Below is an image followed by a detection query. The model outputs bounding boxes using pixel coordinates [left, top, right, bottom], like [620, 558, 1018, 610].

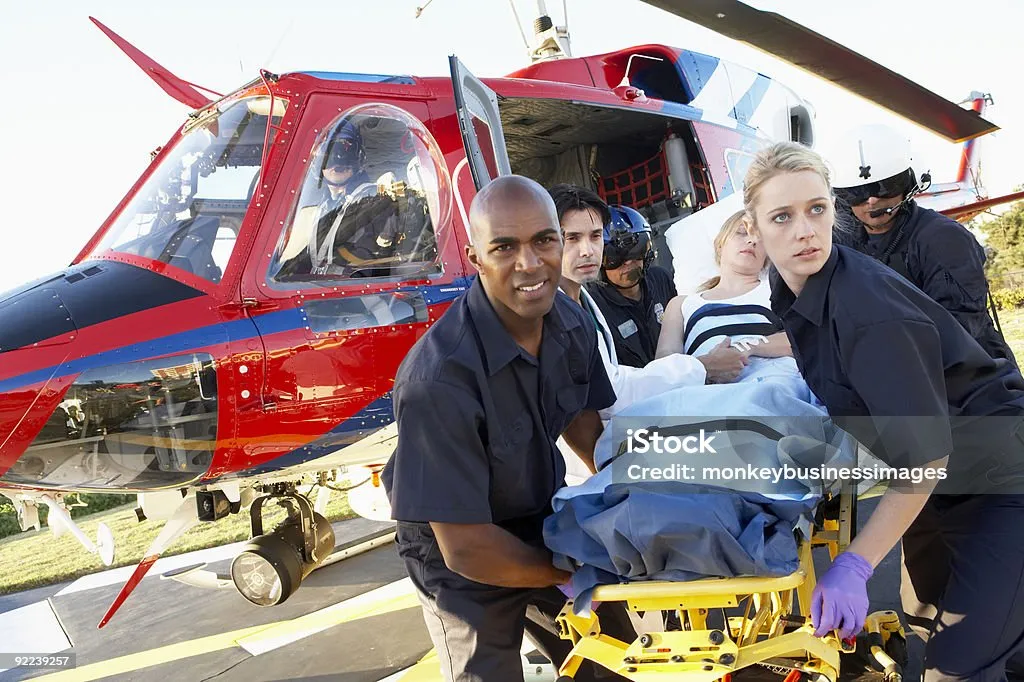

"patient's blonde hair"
[697, 210, 749, 292]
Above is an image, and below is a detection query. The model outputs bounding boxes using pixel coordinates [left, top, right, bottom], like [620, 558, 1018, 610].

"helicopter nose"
[0, 346, 76, 477]
[0, 284, 77, 354]
[0, 277, 80, 474]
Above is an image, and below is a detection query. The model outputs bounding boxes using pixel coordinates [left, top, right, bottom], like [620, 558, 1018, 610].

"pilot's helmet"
[603, 205, 654, 271]
[827, 123, 919, 206]
[320, 119, 365, 173]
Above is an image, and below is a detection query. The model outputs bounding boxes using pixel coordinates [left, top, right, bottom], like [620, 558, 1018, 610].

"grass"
[0, 491, 354, 595]
[997, 306, 1024, 361]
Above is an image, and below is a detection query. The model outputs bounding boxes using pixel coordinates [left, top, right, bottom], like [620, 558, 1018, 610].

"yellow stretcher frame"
[554, 487, 907, 682]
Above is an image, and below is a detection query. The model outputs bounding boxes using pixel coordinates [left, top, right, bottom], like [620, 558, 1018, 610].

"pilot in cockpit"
[274, 118, 435, 280]
[305, 121, 379, 274]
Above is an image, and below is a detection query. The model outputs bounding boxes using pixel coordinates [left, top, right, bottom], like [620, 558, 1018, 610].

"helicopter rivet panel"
[676, 49, 722, 102]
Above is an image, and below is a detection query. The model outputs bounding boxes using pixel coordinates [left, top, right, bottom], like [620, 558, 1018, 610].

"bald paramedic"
[382, 175, 631, 681]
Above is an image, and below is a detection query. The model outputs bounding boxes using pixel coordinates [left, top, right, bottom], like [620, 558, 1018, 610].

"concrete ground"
[0, 504, 921, 682]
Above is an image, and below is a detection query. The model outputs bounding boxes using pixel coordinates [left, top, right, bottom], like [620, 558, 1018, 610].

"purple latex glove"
[557, 582, 574, 599]
[811, 552, 873, 640]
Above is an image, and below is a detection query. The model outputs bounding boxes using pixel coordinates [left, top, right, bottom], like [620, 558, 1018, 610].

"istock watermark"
[600, 415, 1024, 495]
[625, 428, 718, 454]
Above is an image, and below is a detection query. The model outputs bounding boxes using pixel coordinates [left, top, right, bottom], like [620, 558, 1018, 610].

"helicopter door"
[449, 56, 511, 189]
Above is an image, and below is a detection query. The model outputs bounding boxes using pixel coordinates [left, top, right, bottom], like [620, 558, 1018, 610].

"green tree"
[977, 197, 1024, 288]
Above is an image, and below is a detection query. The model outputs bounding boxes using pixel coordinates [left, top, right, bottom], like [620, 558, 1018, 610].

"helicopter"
[0, 0, 1015, 630]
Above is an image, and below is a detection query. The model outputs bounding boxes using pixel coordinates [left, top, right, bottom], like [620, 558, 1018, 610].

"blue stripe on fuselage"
[675, 50, 721, 101]
[226, 393, 397, 478]
[730, 75, 773, 126]
[0, 281, 469, 393]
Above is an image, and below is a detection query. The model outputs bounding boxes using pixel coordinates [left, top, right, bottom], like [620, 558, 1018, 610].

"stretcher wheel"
[884, 632, 909, 667]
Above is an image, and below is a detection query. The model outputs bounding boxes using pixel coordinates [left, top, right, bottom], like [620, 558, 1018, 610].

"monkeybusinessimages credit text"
[620, 427, 948, 486]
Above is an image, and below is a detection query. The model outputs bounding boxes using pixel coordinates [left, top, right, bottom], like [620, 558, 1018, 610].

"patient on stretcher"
[655, 209, 817, 404]
[544, 381, 867, 611]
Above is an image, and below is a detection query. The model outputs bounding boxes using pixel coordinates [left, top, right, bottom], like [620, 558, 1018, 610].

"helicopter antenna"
[414, 0, 435, 18]
[507, 1, 531, 51]
[562, 0, 569, 44]
[263, 17, 296, 69]
[529, 0, 570, 62]
[414, 0, 531, 52]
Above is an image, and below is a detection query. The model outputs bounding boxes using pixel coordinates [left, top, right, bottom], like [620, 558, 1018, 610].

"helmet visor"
[603, 232, 651, 270]
[834, 170, 913, 206]
[324, 139, 359, 169]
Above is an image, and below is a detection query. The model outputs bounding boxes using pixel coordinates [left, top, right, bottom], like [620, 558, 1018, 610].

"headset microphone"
[866, 170, 931, 218]
[867, 191, 919, 218]
[869, 203, 902, 218]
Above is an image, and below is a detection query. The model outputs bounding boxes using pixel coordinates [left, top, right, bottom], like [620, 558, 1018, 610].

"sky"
[1, 0, 1022, 294]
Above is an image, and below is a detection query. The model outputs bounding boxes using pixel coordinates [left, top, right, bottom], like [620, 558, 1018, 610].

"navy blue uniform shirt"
[586, 265, 677, 369]
[770, 245, 1024, 483]
[382, 276, 615, 546]
[839, 201, 1015, 364]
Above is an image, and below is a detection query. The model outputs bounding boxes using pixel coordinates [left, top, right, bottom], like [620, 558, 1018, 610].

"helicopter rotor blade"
[639, 0, 998, 143]
[940, 190, 1024, 222]
[89, 17, 214, 110]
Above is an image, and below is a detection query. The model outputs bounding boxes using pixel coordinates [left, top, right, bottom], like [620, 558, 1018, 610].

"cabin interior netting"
[497, 97, 712, 278]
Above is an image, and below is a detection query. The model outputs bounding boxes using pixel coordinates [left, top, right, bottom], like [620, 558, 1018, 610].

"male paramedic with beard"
[382, 176, 631, 682]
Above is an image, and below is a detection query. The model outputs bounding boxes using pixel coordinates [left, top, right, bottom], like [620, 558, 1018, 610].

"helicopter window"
[270, 104, 451, 285]
[86, 96, 287, 285]
[470, 116, 501, 182]
[725, 149, 758, 193]
[4, 353, 218, 490]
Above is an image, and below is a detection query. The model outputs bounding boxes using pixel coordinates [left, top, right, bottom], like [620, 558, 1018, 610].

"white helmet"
[827, 123, 913, 190]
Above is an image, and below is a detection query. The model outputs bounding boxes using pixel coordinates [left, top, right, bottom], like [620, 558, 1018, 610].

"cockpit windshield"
[86, 95, 288, 284]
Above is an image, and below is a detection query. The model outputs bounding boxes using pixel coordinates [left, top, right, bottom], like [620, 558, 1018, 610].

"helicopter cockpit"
[85, 95, 287, 284]
[270, 104, 447, 283]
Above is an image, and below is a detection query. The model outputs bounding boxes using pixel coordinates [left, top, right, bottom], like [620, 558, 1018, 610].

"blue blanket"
[545, 381, 861, 612]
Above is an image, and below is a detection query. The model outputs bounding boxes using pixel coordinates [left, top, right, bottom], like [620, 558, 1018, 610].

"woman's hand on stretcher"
[813, 455, 947, 640]
[811, 551, 872, 640]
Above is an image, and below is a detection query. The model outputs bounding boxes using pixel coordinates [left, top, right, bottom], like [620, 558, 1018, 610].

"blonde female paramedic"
[744, 141, 1024, 681]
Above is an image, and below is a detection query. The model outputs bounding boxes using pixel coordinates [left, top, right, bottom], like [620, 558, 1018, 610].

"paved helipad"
[0, 502, 920, 681]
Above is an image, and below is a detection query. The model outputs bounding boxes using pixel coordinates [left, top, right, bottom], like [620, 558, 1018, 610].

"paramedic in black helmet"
[586, 206, 678, 369]
[829, 123, 1015, 365]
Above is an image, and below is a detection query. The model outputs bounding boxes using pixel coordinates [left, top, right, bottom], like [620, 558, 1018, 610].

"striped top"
[680, 279, 804, 385]
[680, 280, 783, 357]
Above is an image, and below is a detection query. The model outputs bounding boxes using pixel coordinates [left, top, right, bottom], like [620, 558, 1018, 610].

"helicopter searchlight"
[230, 489, 335, 607]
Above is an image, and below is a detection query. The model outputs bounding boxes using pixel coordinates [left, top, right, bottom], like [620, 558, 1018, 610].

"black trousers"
[398, 522, 635, 682]
[901, 494, 1024, 681]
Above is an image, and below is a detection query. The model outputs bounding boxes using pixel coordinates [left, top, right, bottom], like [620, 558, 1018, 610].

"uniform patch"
[618, 319, 639, 338]
[655, 302, 666, 324]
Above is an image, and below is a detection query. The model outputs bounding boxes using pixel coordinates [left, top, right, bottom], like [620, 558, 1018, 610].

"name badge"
[654, 302, 665, 324]
[618, 319, 639, 338]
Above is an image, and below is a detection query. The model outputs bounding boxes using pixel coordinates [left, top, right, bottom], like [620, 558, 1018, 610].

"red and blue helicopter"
[1, 0, 1017, 628]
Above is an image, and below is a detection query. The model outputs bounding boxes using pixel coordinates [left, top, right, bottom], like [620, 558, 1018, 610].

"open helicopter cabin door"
[450, 56, 511, 189]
